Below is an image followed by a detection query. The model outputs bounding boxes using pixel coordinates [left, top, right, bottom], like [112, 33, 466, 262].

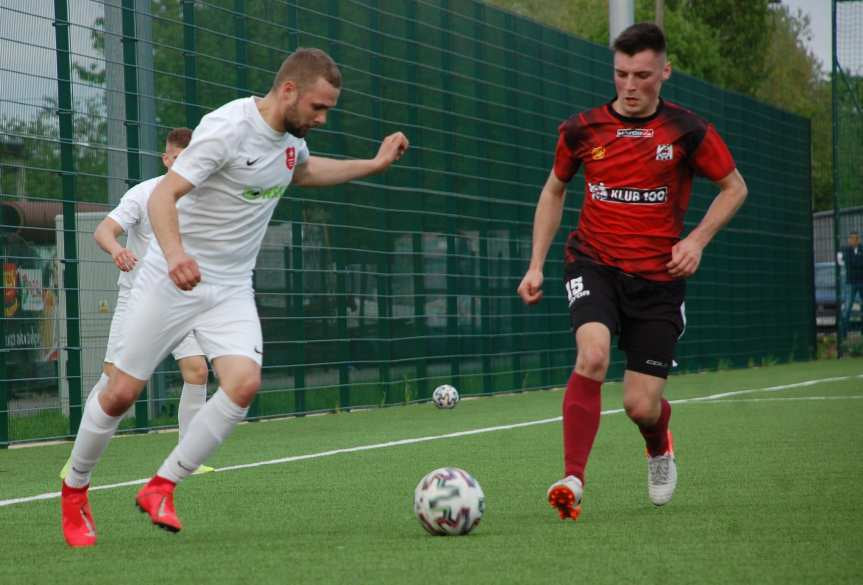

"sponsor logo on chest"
[589, 182, 668, 205]
[616, 128, 654, 138]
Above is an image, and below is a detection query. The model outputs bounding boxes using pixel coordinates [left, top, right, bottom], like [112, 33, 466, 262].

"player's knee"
[575, 346, 609, 379]
[623, 395, 657, 424]
[101, 381, 140, 416]
[182, 359, 208, 385]
[231, 373, 261, 405]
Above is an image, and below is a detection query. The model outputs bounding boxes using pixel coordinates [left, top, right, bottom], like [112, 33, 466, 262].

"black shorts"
[563, 259, 686, 378]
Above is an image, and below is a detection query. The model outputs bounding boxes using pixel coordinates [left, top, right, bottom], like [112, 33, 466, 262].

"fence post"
[291, 203, 306, 414]
[831, 0, 844, 356]
[120, 0, 149, 431]
[54, 0, 83, 435]
[0, 238, 8, 447]
[182, 0, 201, 128]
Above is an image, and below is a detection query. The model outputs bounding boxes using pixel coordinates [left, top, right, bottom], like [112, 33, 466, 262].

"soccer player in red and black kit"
[517, 23, 748, 520]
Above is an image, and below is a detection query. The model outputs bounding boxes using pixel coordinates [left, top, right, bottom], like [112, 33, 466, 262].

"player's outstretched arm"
[668, 168, 748, 279]
[93, 217, 137, 272]
[148, 170, 201, 290]
[292, 132, 409, 187]
[517, 170, 568, 305]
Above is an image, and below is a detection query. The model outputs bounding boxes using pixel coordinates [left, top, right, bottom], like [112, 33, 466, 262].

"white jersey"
[107, 175, 162, 289]
[151, 96, 310, 285]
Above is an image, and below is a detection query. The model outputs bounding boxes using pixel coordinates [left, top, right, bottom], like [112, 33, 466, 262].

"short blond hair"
[166, 127, 192, 148]
[272, 48, 342, 91]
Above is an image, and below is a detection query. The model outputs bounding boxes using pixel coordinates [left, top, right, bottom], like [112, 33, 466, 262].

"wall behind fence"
[0, 0, 814, 444]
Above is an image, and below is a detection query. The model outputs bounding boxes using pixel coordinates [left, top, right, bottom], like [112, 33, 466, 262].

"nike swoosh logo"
[157, 497, 167, 518]
[246, 157, 260, 166]
[177, 460, 196, 473]
[81, 508, 96, 537]
[253, 347, 263, 354]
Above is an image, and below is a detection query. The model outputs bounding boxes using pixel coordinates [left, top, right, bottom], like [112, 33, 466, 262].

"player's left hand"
[373, 132, 409, 171]
[667, 237, 703, 278]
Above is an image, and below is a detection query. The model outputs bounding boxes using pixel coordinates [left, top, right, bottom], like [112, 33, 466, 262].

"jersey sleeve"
[689, 124, 736, 182]
[296, 140, 310, 166]
[553, 119, 582, 183]
[171, 114, 232, 187]
[107, 186, 144, 232]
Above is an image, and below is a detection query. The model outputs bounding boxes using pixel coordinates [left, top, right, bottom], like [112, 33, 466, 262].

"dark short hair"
[166, 127, 192, 148]
[613, 22, 667, 56]
[272, 47, 342, 91]
[851, 230, 860, 237]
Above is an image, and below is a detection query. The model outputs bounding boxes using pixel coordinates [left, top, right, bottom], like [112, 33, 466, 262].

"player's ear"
[278, 80, 300, 104]
[662, 60, 672, 81]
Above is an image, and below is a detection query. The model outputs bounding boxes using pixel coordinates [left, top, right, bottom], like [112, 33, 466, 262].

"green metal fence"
[832, 0, 863, 352]
[0, 0, 814, 445]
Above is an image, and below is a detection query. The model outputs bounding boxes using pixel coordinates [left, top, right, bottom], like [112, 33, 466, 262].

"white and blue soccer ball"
[432, 384, 459, 409]
[413, 467, 485, 536]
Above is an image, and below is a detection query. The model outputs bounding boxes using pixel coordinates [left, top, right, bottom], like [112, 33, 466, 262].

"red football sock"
[562, 371, 602, 483]
[639, 398, 671, 457]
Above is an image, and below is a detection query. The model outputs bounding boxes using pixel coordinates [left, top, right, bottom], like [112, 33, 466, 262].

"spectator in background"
[838, 230, 863, 332]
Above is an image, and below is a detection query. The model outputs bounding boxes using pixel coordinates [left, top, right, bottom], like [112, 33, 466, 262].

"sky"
[778, 0, 832, 72]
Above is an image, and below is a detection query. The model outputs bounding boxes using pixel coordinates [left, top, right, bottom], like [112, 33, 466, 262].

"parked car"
[815, 261, 861, 330]
[815, 262, 838, 328]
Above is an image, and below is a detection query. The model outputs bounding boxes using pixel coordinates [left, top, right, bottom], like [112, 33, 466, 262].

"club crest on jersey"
[656, 144, 674, 160]
[616, 128, 654, 138]
[591, 146, 606, 160]
[285, 147, 296, 170]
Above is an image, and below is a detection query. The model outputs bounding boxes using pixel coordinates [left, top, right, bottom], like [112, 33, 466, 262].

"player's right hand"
[517, 269, 544, 305]
[167, 252, 201, 291]
[373, 132, 409, 171]
[112, 248, 138, 272]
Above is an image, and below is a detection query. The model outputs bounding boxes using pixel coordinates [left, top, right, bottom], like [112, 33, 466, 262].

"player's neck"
[610, 97, 662, 121]
[255, 94, 287, 134]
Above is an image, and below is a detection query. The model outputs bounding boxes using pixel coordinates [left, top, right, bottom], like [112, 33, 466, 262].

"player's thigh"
[113, 263, 204, 380]
[564, 260, 620, 337]
[171, 330, 205, 362]
[193, 285, 262, 367]
[103, 287, 132, 364]
[619, 280, 686, 379]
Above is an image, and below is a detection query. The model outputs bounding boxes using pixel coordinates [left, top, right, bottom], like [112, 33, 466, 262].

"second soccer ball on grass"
[432, 384, 459, 409]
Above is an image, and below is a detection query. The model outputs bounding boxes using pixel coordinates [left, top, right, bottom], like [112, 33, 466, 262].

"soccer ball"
[414, 467, 485, 536]
[432, 384, 459, 409]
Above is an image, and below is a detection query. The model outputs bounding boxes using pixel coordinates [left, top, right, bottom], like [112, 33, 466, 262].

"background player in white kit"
[60, 48, 410, 547]
[59, 128, 213, 480]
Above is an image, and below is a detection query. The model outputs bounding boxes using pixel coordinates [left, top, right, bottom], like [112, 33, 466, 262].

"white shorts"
[104, 287, 205, 364]
[113, 259, 262, 381]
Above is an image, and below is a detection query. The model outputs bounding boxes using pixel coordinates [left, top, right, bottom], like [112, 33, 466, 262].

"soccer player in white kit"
[60, 48, 409, 547]
[58, 128, 213, 480]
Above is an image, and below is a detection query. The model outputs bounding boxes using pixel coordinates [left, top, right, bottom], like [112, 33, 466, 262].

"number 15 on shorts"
[566, 276, 591, 306]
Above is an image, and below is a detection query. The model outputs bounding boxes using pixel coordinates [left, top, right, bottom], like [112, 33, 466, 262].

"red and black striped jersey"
[553, 98, 736, 281]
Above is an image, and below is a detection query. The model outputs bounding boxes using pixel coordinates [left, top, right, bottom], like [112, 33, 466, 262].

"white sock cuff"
[183, 382, 207, 392]
[87, 394, 123, 429]
[211, 388, 248, 421]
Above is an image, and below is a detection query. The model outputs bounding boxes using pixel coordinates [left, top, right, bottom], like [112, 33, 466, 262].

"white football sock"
[85, 373, 109, 408]
[64, 391, 123, 488]
[177, 383, 207, 441]
[157, 388, 247, 484]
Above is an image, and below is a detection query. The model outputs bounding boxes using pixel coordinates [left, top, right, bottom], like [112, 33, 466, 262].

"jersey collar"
[606, 97, 665, 125]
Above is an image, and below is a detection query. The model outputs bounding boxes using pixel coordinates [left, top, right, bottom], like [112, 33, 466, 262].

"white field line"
[1, 373, 861, 509]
